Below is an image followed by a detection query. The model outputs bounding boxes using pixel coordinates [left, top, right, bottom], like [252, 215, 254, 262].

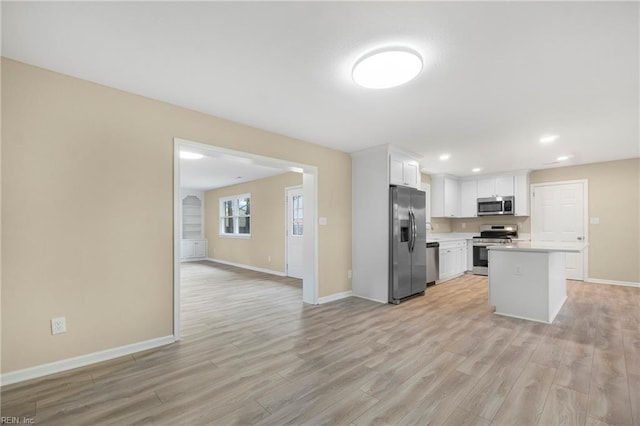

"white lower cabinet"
[438, 240, 467, 282]
[181, 239, 208, 260]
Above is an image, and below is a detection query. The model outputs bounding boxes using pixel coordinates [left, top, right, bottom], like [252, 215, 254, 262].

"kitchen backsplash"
[430, 218, 452, 233]
[449, 216, 531, 233]
[429, 216, 531, 234]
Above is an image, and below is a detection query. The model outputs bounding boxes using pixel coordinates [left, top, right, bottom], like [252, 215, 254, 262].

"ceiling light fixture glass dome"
[352, 48, 423, 89]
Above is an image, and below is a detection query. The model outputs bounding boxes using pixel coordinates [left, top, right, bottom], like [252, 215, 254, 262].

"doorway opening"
[173, 138, 318, 340]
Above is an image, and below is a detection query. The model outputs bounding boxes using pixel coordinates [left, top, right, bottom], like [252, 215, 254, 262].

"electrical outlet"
[461, 222, 466, 229]
[267, 255, 271, 263]
[347, 270, 352, 279]
[51, 317, 66, 335]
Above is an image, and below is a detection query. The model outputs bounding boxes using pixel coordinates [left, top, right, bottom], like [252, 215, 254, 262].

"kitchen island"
[487, 241, 588, 324]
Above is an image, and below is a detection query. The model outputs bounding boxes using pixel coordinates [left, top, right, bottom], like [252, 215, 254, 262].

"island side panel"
[548, 251, 568, 322]
[488, 250, 550, 323]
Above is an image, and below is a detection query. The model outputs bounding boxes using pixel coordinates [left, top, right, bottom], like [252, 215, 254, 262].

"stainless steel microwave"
[477, 196, 514, 216]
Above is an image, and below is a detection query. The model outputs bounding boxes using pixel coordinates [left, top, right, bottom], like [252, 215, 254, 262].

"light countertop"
[487, 241, 588, 253]
[426, 232, 478, 243]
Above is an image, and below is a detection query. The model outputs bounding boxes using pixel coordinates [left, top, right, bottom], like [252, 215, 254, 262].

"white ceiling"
[3, 2, 638, 177]
[180, 152, 288, 191]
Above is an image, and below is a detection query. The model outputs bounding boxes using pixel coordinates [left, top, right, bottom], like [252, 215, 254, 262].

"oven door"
[473, 244, 490, 275]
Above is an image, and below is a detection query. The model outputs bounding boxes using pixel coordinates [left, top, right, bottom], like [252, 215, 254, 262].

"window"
[291, 194, 303, 236]
[219, 194, 251, 237]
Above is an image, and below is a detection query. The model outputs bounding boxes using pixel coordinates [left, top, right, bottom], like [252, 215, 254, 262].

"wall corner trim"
[586, 278, 640, 288]
[317, 291, 352, 305]
[0, 335, 175, 387]
[205, 258, 286, 277]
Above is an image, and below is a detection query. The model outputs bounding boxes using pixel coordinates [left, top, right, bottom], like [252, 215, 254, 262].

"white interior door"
[532, 181, 586, 280]
[286, 186, 304, 279]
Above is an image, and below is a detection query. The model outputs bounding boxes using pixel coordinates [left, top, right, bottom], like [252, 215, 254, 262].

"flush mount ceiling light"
[439, 154, 450, 161]
[472, 168, 482, 173]
[557, 155, 570, 162]
[540, 134, 559, 144]
[352, 48, 423, 89]
[180, 151, 203, 160]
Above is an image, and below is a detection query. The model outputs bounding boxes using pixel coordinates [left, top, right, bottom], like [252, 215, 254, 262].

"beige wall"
[204, 172, 302, 272]
[530, 158, 640, 283]
[1, 58, 352, 373]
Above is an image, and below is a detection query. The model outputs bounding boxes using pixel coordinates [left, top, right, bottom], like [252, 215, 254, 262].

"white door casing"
[286, 186, 304, 279]
[531, 180, 588, 280]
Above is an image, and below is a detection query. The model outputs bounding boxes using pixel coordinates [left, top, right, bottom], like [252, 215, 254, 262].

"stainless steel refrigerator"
[389, 186, 427, 304]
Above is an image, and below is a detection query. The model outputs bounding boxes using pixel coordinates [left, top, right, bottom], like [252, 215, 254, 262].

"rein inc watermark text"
[1, 417, 35, 424]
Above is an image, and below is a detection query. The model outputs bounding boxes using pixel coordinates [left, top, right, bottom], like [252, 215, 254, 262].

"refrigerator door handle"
[409, 209, 415, 252]
[412, 209, 417, 252]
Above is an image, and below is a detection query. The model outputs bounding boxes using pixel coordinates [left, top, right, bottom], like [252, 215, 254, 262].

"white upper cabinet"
[514, 173, 530, 216]
[422, 183, 432, 224]
[460, 180, 478, 218]
[496, 176, 515, 196]
[432, 171, 528, 218]
[389, 156, 404, 185]
[403, 161, 420, 187]
[431, 175, 459, 218]
[477, 176, 514, 198]
[389, 153, 420, 189]
[444, 178, 459, 217]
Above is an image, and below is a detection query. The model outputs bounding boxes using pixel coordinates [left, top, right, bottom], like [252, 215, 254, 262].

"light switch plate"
[319, 217, 327, 226]
[590, 217, 600, 225]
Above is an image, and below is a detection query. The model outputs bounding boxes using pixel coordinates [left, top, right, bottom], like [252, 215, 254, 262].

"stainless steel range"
[472, 225, 518, 275]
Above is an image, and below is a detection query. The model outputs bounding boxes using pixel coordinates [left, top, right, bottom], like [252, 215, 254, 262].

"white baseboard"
[493, 311, 553, 324]
[586, 278, 640, 288]
[206, 257, 286, 277]
[180, 257, 207, 262]
[1, 335, 175, 387]
[318, 291, 352, 304]
[437, 272, 465, 284]
[352, 294, 387, 304]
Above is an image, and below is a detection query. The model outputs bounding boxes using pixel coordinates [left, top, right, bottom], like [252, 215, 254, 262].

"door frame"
[530, 179, 589, 280]
[284, 185, 304, 278]
[173, 138, 319, 341]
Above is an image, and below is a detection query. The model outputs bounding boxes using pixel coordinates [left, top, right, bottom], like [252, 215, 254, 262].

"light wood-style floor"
[2, 260, 639, 425]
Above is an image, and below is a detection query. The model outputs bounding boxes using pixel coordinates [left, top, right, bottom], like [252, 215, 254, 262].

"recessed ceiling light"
[540, 135, 559, 144]
[352, 48, 423, 89]
[472, 168, 482, 173]
[180, 151, 203, 160]
[439, 154, 450, 161]
[557, 155, 570, 162]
